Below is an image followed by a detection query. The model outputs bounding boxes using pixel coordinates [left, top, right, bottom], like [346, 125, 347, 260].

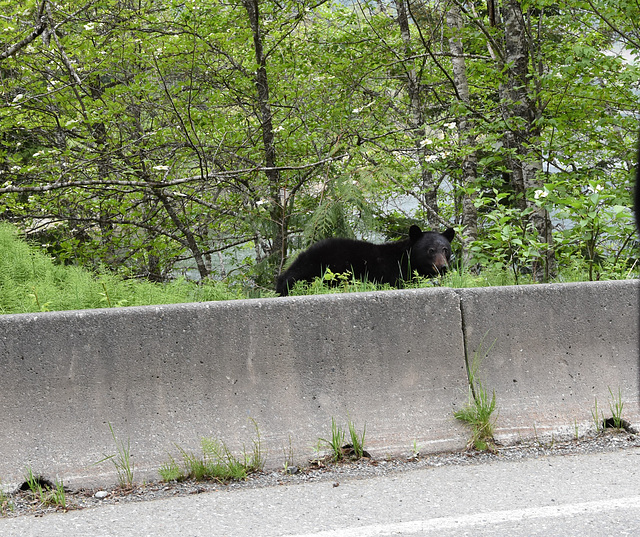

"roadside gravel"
[2, 429, 638, 520]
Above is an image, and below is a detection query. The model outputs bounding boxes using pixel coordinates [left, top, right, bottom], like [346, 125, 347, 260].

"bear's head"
[408, 225, 455, 278]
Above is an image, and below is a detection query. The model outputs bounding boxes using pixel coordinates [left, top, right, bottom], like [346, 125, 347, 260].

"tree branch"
[0, 16, 47, 62]
[0, 155, 349, 195]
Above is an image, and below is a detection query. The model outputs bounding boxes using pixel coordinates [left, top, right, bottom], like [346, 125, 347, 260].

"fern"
[302, 175, 376, 244]
[304, 200, 351, 243]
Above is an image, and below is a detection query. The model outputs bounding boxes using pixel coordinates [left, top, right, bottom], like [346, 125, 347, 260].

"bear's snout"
[433, 253, 449, 272]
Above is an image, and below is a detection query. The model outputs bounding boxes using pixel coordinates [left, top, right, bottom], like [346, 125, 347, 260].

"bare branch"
[0, 0, 99, 62]
[0, 155, 348, 195]
[0, 16, 47, 62]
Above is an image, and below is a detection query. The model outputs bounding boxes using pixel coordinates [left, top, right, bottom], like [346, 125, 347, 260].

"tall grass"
[159, 423, 266, 483]
[454, 338, 498, 451]
[0, 224, 246, 314]
[1, 223, 635, 314]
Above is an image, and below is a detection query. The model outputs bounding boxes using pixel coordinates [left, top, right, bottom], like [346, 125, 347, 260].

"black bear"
[276, 225, 455, 296]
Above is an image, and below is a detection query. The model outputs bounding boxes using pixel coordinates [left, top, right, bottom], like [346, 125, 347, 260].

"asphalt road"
[2, 447, 639, 537]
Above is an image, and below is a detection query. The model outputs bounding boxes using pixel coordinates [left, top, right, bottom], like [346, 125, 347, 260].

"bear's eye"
[428, 248, 435, 255]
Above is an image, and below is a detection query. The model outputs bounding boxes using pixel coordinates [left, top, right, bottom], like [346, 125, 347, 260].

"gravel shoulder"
[2, 429, 638, 520]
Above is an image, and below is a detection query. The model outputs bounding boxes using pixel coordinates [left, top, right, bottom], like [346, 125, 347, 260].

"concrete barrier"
[0, 280, 638, 488]
[458, 281, 640, 440]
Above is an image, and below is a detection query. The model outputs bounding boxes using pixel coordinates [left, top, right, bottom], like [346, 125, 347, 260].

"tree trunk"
[498, 0, 555, 280]
[395, 0, 440, 226]
[447, 5, 478, 266]
[243, 0, 287, 276]
[152, 187, 210, 280]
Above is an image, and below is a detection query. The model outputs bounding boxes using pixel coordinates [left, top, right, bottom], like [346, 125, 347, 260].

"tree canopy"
[1, 0, 638, 288]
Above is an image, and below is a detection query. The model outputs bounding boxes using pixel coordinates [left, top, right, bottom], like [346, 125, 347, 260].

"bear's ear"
[442, 227, 455, 243]
[409, 225, 423, 242]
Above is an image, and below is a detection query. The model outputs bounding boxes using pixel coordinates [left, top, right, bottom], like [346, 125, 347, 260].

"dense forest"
[1, 0, 639, 291]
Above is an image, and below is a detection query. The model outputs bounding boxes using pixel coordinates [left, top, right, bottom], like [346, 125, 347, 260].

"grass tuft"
[96, 423, 135, 488]
[592, 396, 604, 432]
[21, 469, 66, 509]
[318, 417, 368, 462]
[160, 421, 266, 483]
[320, 417, 346, 462]
[347, 419, 367, 459]
[1, 479, 14, 516]
[454, 337, 498, 451]
[158, 455, 183, 483]
[607, 387, 625, 430]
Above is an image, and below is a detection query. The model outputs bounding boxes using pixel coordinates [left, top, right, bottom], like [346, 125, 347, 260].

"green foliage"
[347, 419, 367, 460]
[0, 1, 638, 288]
[454, 338, 498, 451]
[470, 190, 546, 283]
[22, 469, 66, 509]
[320, 418, 346, 462]
[158, 456, 183, 483]
[318, 417, 368, 462]
[0, 224, 247, 314]
[607, 387, 626, 430]
[286, 268, 391, 296]
[455, 386, 497, 451]
[533, 178, 637, 281]
[0, 480, 14, 515]
[592, 396, 604, 432]
[96, 423, 135, 489]
[302, 174, 376, 244]
[0, 220, 634, 313]
[160, 422, 265, 483]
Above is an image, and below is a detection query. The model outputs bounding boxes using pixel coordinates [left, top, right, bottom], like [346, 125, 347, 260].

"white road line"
[285, 495, 640, 537]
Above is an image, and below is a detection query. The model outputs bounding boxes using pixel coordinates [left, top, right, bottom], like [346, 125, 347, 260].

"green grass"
[607, 387, 625, 429]
[0, 224, 247, 314]
[593, 387, 628, 432]
[455, 385, 497, 451]
[1, 480, 14, 515]
[318, 417, 368, 462]
[320, 417, 346, 462]
[286, 268, 388, 296]
[1, 223, 636, 315]
[454, 339, 498, 451]
[160, 423, 266, 483]
[347, 419, 367, 459]
[96, 423, 135, 489]
[282, 435, 295, 473]
[22, 469, 66, 509]
[592, 396, 604, 432]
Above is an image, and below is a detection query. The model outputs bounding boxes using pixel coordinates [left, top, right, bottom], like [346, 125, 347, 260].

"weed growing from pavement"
[592, 388, 632, 433]
[160, 421, 266, 483]
[282, 435, 295, 473]
[247, 418, 266, 472]
[607, 387, 625, 429]
[454, 337, 498, 451]
[23, 469, 66, 509]
[159, 455, 183, 482]
[318, 417, 368, 462]
[347, 419, 367, 459]
[592, 396, 603, 432]
[320, 418, 346, 461]
[201, 437, 249, 480]
[96, 423, 135, 488]
[48, 479, 67, 508]
[0, 481, 14, 515]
